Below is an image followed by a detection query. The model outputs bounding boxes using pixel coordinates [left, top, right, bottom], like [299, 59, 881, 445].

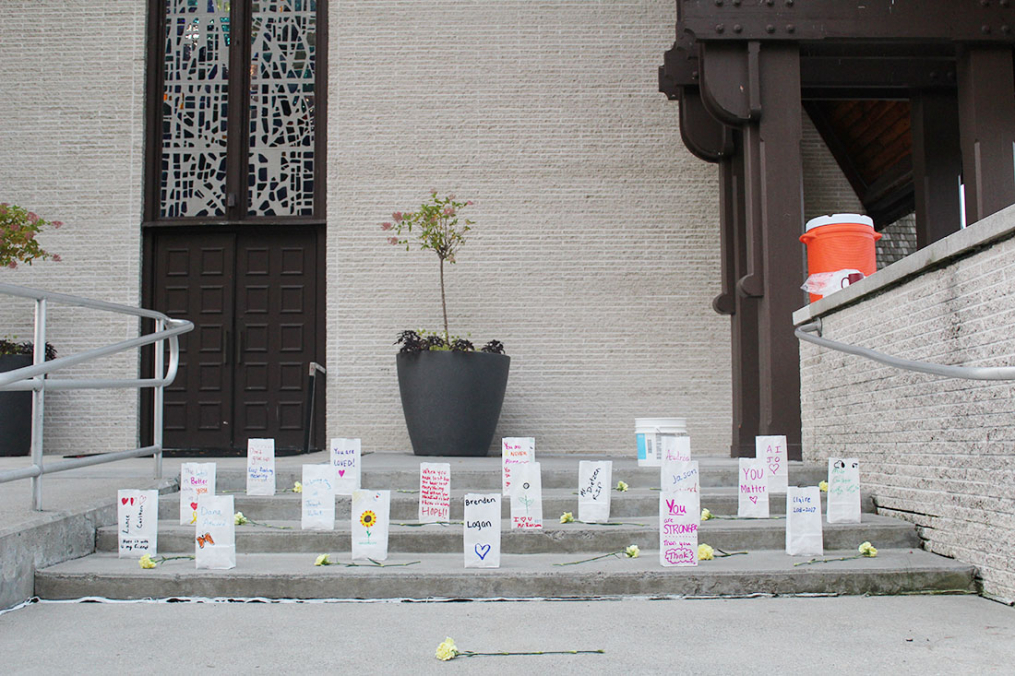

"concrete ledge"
[794, 203, 1015, 325]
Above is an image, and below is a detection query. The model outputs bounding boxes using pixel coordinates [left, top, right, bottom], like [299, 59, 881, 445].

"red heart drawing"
[338, 469, 346, 478]
[190, 502, 198, 511]
[121, 497, 129, 506]
[749, 496, 758, 504]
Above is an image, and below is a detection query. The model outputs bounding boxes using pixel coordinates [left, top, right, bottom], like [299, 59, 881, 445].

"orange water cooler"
[799, 214, 881, 303]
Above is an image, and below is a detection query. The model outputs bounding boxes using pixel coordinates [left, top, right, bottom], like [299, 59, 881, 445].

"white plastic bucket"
[635, 418, 688, 467]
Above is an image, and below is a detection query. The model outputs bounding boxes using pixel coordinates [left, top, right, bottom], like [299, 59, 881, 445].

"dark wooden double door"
[148, 227, 323, 452]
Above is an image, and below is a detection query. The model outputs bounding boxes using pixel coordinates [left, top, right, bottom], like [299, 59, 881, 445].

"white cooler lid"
[805, 213, 874, 232]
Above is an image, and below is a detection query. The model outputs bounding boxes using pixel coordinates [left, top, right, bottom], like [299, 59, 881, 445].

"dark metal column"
[911, 91, 963, 246]
[957, 47, 1015, 225]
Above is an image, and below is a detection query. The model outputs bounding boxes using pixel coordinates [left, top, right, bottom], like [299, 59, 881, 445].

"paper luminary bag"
[659, 492, 699, 567]
[578, 460, 612, 523]
[351, 490, 390, 561]
[418, 462, 451, 522]
[661, 435, 692, 462]
[786, 485, 823, 556]
[738, 458, 769, 518]
[827, 458, 862, 524]
[661, 460, 700, 520]
[502, 437, 534, 496]
[464, 493, 501, 568]
[179, 462, 215, 525]
[246, 438, 276, 496]
[301, 464, 336, 531]
[331, 438, 362, 496]
[756, 435, 788, 493]
[510, 462, 543, 530]
[118, 489, 158, 557]
[195, 494, 235, 570]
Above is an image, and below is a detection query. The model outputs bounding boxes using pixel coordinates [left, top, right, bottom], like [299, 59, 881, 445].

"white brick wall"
[799, 206, 1015, 602]
[0, 2, 147, 455]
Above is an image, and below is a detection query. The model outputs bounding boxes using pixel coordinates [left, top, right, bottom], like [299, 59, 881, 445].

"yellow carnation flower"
[858, 542, 878, 558]
[698, 543, 715, 561]
[625, 545, 640, 558]
[435, 637, 459, 661]
[616, 480, 629, 492]
[818, 480, 829, 492]
[293, 481, 303, 494]
[314, 554, 331, 566]
[139, 554, 157, 569]
[560, 511, 575, 524]
[701, 508, 713, 521]
[234, 511, 249, 525]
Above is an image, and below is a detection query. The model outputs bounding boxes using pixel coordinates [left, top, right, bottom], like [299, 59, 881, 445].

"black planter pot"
[396, 350, 510, 457]
[0, 354, 33, 457]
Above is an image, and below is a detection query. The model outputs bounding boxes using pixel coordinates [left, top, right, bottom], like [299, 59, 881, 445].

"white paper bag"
[660, 460, 701, 520]
[179, 462, 215, 525]
[502, 437, 534, 495]
[661, 435, 692, 462]
[578, 460, 612, 523]
[510, 462, 543, 530]
[118, 489, 158, 557]
[351, 490, 390, 561]
[301, 464, 336, 531]
[246, 438, 276, 496]
[195, 494, 235, 570]
[827, 458, 862, 524]
[660, 493, 699, 567]
[756, 435, 788, 493]
[419, 462, 451, 522]
[738, 458, 769, 518]
[786, 486, 824, 556]
[464, 493, 501, 568]
[331, 438, 362, 496]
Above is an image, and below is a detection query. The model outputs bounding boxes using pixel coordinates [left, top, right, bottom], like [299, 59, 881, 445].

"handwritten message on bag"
[352, 490, 390, 561]
[302, 464, 336, 531]
[756, 435, 788, 493]
[661, 460, 700, 520]
[118, 489, 158, 557]
[661, 436, 692, 462]
[464, 493, 501, 568]
[510, 462, 543, 530]
[419, 462, 451, 522]
[502, 437, 534, 496]
[179, 462, 215, 525]
[827, 458, 861, 524]
[786, 486, 823, 556]
[331, 438, 362, 496]
[738, 458, 769, 518]
[246, 438, 276, 496]
[578, 460, 612, 523]
[195, 494, 235, 570]
[660, 493, 698, 567]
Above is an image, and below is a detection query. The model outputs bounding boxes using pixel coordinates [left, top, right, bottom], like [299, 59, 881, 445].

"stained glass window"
[248, 0, 317, 216]
[160, 0, 231, 218]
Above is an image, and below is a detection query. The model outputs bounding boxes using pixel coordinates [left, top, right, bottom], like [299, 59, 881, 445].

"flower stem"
[794, 554, 863, 567]
[715, 549, 748, 558]
[461, 650, 605, 657]
[554, 552, 622, 567]
[439, 256, 449, 345]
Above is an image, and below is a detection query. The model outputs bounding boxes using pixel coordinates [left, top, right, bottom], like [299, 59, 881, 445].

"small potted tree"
[382, 192, 509, 456]
[1, 203, 63, 455]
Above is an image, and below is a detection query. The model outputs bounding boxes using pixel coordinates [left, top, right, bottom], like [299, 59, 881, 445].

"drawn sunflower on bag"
[360, 510, 377, 528]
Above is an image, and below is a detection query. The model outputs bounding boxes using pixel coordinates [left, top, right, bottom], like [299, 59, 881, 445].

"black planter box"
[396, 351, 510, 457]
[0, 354, 33, 456]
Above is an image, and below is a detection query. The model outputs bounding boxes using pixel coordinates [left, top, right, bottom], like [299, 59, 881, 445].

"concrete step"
[97, 513, 919, 555]
[204, 456, 829, 492]
[35, 549, 976, 600]
[159, 488, 874, 522]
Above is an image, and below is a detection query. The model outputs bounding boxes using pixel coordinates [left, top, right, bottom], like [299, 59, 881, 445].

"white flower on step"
[625, 545, 640, 559]
[234, 511, 249, 526]
[858, 541, 878, 558]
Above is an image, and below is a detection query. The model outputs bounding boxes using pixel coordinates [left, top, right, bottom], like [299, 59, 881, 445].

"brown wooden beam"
[957, 46, 1015, 225]
[911, 91, 963, 246]
[679, 0, 1015, 43]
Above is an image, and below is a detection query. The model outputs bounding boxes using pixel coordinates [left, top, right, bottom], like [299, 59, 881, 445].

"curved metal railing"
[0, 282, 194, 510]
[796, 317, 1015, 381]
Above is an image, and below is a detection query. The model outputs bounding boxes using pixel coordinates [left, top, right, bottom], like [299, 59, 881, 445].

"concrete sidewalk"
[1, 594, 1012, 674]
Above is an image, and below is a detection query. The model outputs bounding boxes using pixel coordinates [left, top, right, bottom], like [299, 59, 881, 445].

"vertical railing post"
[153, 318, 165, 480]
[30, 298, 47, 511]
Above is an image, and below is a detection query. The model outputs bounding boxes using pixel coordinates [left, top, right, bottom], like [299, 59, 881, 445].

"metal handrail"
[796, 318, 1015, 380]
[0, 282, 194, 510]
